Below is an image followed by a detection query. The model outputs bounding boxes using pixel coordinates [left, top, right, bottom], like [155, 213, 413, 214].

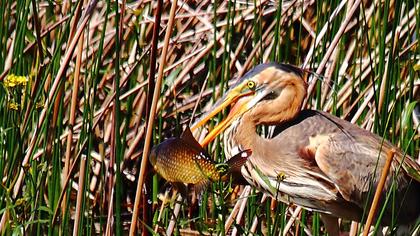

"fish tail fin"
[225, 149, 252, 173]
[217, 149, 251, 183]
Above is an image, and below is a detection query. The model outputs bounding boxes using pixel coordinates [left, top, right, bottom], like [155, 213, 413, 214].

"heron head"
[191, 62, 307, 146]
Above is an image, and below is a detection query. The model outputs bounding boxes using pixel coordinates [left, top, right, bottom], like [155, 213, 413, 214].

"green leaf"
[401, 101, 418, 129]
[162, 67, 182, 93]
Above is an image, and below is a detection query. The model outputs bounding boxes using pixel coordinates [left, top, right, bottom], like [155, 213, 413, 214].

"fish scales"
[151, 137, 219, 184]
[149, 127, 251, 191]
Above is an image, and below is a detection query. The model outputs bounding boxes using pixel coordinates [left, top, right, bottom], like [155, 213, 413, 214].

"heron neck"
[228, 83, 306, 153]
[233, 114, 263, 150]
[233, 89, 305, 149]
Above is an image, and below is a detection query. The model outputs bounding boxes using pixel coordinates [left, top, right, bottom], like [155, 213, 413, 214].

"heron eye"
[247, 81, 256, 90]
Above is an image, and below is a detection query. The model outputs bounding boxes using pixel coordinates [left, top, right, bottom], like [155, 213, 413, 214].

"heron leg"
[320, 213, 340, 236]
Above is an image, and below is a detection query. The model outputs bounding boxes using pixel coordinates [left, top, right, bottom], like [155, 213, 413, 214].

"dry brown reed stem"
[46, 80, 148, 151]
[166, 194, 183, 236]
[64, 6, 82, 175]
[108, 2, 129, 232]
[225, 186, 251, 234]
[154, 190, 170, 233]
[379, 26, 401, 115]
[129, 1, 178, 234]
[189, 76, 209, 127]
[327, 2, 417, 114]
[324, 2, 375, 112]
[282, 206, 302, 236]
[3, 32, 14, 77]
[106, 1, 124, 232]
[31, 0, 44, 62]
[244, 194, 267, 234]
[0, 210, 6, 233]
[161, 0, 267, 105]
[320, 46, 339, 106]
[20, 9, 67, 133]
[304, 0, 362, 107]
[70, 29, 85, 235]
[141, 1, 157, 227]
[362, 149, 395, 236]
[241, 20, 276, 76]
[350, 89, 376, 124]
[105, 188, 115, 236]
[73, 155, 87, 235]
[224, 189, 245, 232]
[349, 221, 359, 236]
[20, 14, 70, 132]
[52, 138, 89, 226]
[231, 186, 252, 236]
[302, 0, 347, 68]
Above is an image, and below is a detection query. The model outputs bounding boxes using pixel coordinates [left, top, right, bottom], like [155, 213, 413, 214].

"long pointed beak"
[199, 103, 245, 146]
[190, 81, 253, 146]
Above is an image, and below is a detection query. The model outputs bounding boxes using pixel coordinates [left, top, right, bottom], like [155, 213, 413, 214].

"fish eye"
[247, 80, 256, 90]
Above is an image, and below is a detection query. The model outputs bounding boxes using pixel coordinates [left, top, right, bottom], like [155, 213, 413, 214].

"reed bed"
[0, 0, 419, 235]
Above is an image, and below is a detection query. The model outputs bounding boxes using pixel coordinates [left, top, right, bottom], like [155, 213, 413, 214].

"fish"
[149, 127, 251, 191]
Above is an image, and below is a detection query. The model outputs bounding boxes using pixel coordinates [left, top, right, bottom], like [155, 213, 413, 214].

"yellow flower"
[36, 102, 44, 109]
[4, 74, 28, 88]
[8, 102, 19, 110]
[277, 172, 286, 181]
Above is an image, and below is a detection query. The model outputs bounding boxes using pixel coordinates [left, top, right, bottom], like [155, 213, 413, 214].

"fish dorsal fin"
[180, 127, 203, 151]
[225, 149, 252, 173]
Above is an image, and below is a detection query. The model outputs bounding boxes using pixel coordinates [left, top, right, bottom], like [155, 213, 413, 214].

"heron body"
[227, 109, 420, 225]
[192, 62, 420, 231]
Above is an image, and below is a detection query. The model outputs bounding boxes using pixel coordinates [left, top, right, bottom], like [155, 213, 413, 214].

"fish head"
[149, 145, 158, 169]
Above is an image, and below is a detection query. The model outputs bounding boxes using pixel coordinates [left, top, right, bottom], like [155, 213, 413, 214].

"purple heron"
[191, 63, 420, 235]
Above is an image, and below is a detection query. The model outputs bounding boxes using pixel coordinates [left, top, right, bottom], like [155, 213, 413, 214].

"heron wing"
[312, 133, 383, 202]
[265, 110, 420, 221]
[313, 129, 419, 204]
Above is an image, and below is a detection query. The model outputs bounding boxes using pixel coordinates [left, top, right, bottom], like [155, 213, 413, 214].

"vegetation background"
[0, 0, 419, 235]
